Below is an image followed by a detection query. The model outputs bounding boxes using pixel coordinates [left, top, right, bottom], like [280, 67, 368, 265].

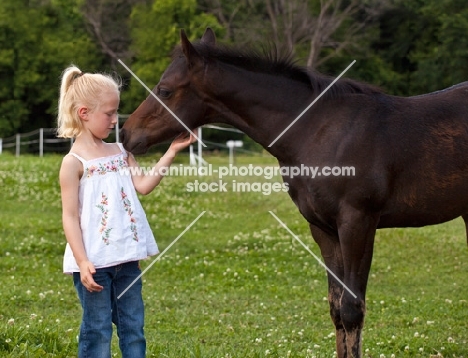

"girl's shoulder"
[60, 153, 84, 184]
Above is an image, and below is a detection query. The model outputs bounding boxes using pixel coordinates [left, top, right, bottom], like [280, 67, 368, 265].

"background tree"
[362, 0, 468, 96]
[119, 0, 221, 114]
[199, 0, 390, 69]
[2, 0, 468, 143]
[407, 0, 468, 94]
[79, 0, 148, 69]
[0, 0, 103, 137]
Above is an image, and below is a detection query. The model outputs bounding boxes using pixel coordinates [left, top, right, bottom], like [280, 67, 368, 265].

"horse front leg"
[337, 209, 379, 358]
[309, 224, 347, 358]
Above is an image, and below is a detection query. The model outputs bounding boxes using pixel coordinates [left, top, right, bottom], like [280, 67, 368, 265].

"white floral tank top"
[63, 143, 159, 274]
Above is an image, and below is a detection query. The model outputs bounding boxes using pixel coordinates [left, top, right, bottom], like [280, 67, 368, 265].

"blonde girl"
[58, 65, 195, 358]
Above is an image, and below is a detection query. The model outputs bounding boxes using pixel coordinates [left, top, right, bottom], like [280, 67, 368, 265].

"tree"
[119, 0, 221, 114]
[0, 0, 104, 137]
[408, 0, 468, 93]
[79, 0, 148, 69]
[366, 0, 468, 96]
[198, 0, 389, 69]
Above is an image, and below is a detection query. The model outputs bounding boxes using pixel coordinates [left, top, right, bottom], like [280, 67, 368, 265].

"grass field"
[0, 153, 467, 357]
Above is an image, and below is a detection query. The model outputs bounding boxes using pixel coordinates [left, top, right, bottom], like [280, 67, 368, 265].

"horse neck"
[204, 67, 314, 161]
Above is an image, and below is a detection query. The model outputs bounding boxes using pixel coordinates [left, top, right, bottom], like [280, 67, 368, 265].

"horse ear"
[201, 27, 216, 46]
[180, 29, 202, 69]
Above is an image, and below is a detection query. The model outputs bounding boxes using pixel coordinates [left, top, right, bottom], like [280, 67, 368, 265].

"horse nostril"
[119, 128, 127, 144]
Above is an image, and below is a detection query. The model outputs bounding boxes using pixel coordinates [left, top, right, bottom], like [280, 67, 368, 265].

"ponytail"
[57, 65, 121, 138]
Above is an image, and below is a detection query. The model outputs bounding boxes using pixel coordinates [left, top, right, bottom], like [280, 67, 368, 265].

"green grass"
[0, 153, 467, 357]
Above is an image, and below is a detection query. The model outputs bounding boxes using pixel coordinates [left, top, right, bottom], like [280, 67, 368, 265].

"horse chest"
[285, 176, 339, 230]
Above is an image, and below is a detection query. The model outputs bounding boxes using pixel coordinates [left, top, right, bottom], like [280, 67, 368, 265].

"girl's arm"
[60, 155, 103, 292]
[128, 131, 197, 195]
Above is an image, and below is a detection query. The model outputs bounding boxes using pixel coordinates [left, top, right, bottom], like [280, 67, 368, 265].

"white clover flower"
[7, 318, 14, 325]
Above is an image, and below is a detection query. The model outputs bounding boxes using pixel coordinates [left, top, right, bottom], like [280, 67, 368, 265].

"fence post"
[0, 138, 2, 154]
[16, 134, 20, 157]
[197, 127, 203, 167]
[39, 128, 44, 157]
[115, 119, 120, 143]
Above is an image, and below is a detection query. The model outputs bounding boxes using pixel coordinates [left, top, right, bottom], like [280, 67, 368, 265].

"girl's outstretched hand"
[169, 128, 199, 153]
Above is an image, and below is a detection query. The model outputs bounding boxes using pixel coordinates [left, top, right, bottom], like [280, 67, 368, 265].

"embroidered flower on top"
[84, 157, 127, 178]
[96, 193, 112, 245]
[121, 187, 138, 241]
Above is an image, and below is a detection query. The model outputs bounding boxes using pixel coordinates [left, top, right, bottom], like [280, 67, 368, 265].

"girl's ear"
[77, 106, 88, 120]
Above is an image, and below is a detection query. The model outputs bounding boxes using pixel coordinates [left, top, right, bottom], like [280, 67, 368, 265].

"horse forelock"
[172, 42, 382, 99]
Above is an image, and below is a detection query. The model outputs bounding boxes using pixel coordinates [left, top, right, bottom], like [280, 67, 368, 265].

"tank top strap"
[67, 152, 87, 165]
[116, 142, 128, 158]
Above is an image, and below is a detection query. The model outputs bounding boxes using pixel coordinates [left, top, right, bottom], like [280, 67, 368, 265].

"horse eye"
[158, 88, 172, 99]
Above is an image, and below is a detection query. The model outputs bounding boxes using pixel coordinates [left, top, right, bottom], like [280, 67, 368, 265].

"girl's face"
[82, 92, 120, 139]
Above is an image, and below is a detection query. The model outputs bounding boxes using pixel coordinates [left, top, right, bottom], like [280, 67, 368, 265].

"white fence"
[0, 128, 73, 157]
[0, 121, 253, 159]
[0, 116, 126, 157]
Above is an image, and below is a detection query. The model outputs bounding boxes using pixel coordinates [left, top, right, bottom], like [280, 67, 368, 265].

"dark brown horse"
[120, 28, 468, 358]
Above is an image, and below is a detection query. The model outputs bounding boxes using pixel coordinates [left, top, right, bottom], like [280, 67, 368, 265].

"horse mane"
[173, 42, 382, 98]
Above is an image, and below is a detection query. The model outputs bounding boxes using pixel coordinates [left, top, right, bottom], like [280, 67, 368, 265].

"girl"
[57, 65, 196, 358]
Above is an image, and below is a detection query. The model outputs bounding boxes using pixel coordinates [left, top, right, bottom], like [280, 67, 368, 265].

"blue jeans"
[73, 261, 146, 358]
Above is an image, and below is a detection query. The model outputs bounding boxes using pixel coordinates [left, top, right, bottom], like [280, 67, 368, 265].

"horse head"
[120, 28, 216, 154]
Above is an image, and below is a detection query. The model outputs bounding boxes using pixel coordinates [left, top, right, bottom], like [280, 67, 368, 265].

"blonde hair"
[57, 65, 122, 138]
